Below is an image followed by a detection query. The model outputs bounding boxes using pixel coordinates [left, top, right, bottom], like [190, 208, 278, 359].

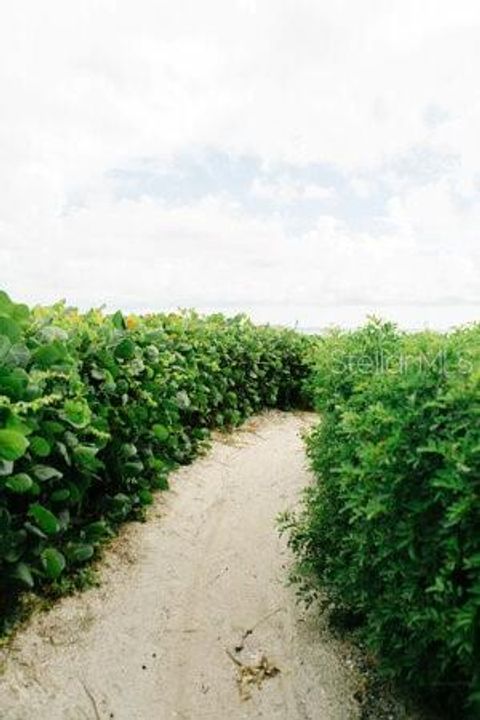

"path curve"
[0, 411, 359, 720]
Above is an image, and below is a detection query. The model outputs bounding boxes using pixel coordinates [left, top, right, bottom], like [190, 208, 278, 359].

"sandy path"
[0, 411, 359, 720]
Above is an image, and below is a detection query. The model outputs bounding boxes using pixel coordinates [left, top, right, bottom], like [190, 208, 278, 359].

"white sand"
[0, 411, 360, 720]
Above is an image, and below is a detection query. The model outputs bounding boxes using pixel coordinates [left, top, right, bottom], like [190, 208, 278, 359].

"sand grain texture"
[0, 411, 359, 720]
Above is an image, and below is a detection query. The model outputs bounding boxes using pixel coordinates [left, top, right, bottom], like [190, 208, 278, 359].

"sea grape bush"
[284, 319, 480, 716]
[3, 286, 479, 715]
[0, 291, 313, 618]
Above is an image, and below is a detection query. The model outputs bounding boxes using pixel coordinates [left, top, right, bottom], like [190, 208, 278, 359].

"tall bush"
[0, 291, 312, 620]
[286, 319, 480, 716]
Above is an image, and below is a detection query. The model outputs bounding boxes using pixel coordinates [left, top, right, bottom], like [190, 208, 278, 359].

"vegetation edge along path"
[0, 411, 363, 720]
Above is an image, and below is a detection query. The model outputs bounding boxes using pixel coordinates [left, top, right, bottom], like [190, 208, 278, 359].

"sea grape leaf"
[0, 368, 29, 400]
[74, 445, 103, 472]
[152, 424, 169, 441]
[23, 521, 47, 539]
[138, 489, 153, 505]
[10, 562, 34, 588]
[0, 335, 11, 362]
[114, 338, 136, 360]
[33, 465, 63, 482]
[41, 548, 66, 579]
[0, 290, 13, 315]
[0, 318, 22, 343]
[29, 436, 52, 457]
[83, 520, 110, 542]
[0, 429, 29, 461]
[5, 473, 33, 493]
[5, 343, 30, 367]
[62, 399, 92, 429]
[2, 529, 27, 563]
[10, 303, 30, 324]
[0, 460, 14, 476]
[28, 504, 60, 534]
[66, 543, 94, 563]
[56, 442, 71, 466]
[5, 414, 33, 435]
[175, 390, 191, 409]
[32, 342, 71, 369]
[121, 443, 137, 458]
[50, 488, 70, 502]
[37, 326, 68, 343]
[111, 310, 126, 330]
[124, 460, 143, 476]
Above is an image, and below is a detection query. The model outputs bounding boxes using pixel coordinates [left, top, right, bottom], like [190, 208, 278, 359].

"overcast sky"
[1, 1, 480, 328]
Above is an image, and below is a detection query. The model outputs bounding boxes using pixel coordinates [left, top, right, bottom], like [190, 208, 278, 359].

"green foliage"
[0, 291, 313, 627]
[284, 319, 480, 716]
[41, 548, 66, 579]
[0, 430, 29, 461]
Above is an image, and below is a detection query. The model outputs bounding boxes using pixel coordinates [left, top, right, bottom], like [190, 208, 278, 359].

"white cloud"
[0, 0, 479, 326]
[2, 192, 478, 324]
[251, 177, 335, 203]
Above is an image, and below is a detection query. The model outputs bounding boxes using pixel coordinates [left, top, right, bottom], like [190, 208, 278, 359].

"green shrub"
[0, 291, 313, 623]
[285, 319, 480, 717]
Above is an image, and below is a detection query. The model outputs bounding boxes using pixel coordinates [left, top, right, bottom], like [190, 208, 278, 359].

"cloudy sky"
[1, 1, 480, 328]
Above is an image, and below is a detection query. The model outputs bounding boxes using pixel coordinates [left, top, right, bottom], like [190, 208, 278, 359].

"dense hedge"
[0, 291, 312, 619]
[285, 319, 480, 717]
[4, 288, 479, 715]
